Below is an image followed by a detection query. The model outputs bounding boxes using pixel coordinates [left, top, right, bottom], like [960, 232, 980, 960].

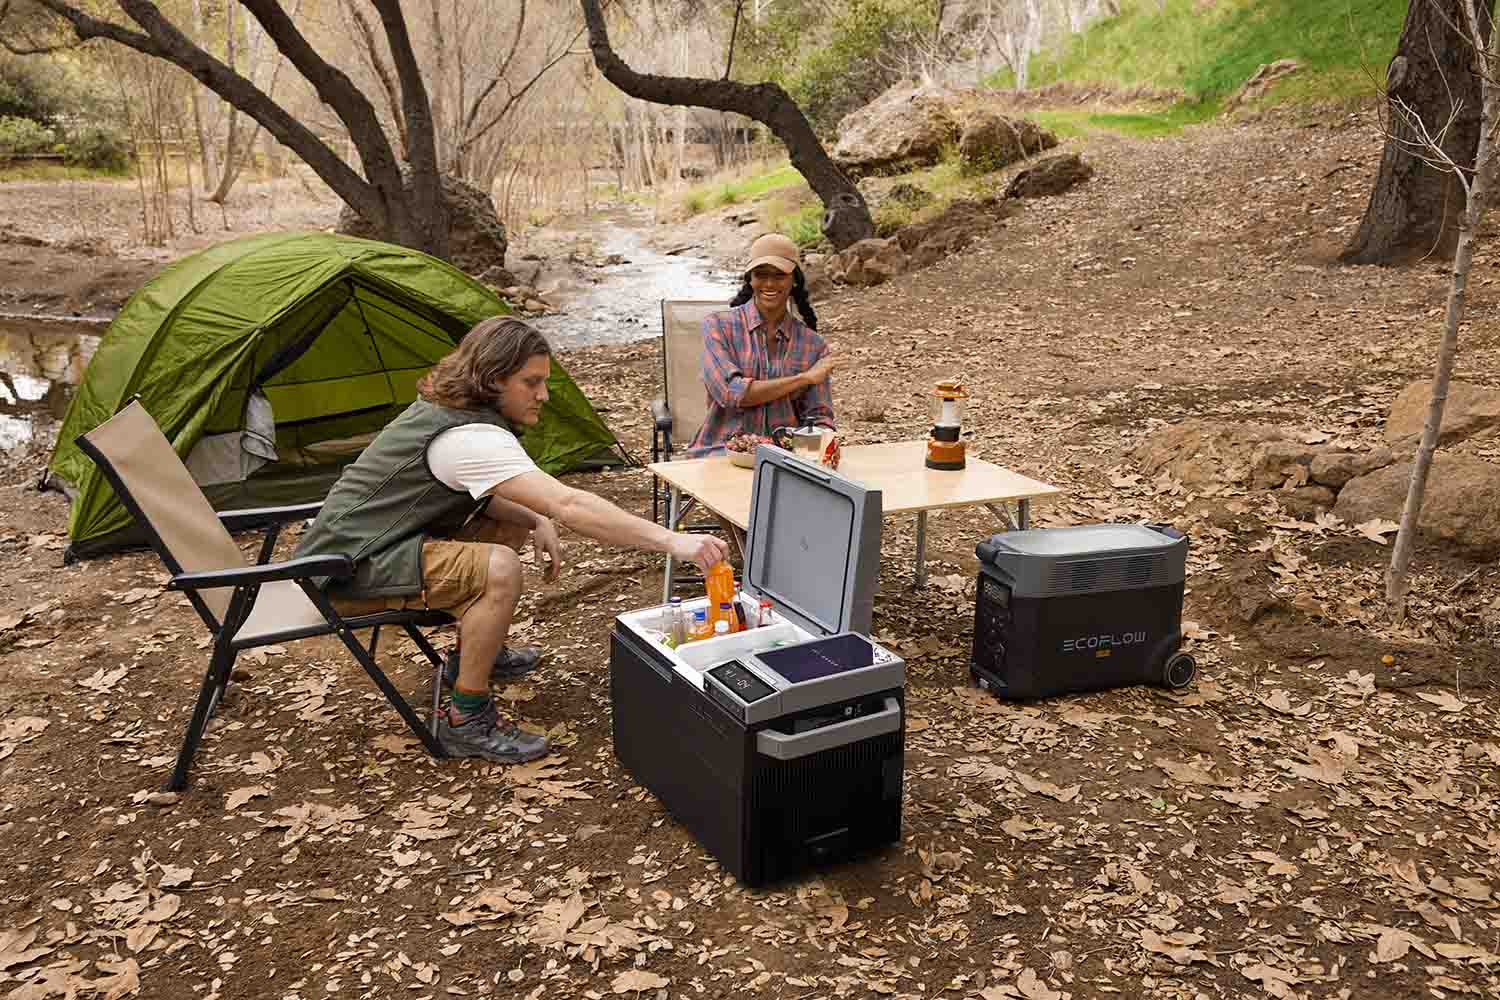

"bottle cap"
[670, 596, 682, 604]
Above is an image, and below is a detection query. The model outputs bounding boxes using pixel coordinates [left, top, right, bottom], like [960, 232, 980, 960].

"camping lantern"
[925, 378, 968, 470]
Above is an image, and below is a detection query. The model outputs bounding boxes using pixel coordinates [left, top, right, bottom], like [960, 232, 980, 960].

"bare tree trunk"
[187, 0, 218, 187]
[579, 0, 872, 247]
[1387, 0, 1500, 614]
[1341, 0, 1495, 265]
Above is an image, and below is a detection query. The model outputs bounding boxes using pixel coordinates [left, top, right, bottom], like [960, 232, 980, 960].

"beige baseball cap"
[746, 233, 800, 273]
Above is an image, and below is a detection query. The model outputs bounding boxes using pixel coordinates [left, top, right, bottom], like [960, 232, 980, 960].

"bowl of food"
[725, 433, 776, 468]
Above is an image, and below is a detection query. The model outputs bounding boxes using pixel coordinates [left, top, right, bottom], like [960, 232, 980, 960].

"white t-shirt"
[427, 423, 540, 498]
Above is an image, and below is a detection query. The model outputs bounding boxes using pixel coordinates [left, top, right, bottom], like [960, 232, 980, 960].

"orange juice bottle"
[706, 562, 736, 631]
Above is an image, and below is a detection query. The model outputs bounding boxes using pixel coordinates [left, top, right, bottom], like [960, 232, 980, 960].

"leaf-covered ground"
[4, 113, 1500, 1000]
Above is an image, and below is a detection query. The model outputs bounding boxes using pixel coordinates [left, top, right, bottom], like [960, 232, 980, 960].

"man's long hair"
[418, 316, 551, 412]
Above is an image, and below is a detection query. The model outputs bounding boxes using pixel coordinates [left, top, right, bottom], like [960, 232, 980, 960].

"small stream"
[0, 213, 732, 452]
[525, 212, 734, 348]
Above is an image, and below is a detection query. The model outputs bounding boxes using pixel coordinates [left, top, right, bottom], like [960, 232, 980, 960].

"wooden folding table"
[649, 440, 1062, 600]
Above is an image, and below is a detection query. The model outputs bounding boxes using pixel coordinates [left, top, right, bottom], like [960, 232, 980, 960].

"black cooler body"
[970, 523, 1194, 699]
[611, 447, 905, 886]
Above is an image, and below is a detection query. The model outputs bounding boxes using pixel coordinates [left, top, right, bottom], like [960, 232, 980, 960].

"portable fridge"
[610, 446, 905, 886]
[969, 522, 1197, 699]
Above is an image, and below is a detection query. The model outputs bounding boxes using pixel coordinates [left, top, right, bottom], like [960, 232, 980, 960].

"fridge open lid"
[743, 446, 883, 637]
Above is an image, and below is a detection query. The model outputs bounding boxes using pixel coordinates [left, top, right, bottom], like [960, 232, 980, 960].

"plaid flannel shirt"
[687, 301, 834, 456]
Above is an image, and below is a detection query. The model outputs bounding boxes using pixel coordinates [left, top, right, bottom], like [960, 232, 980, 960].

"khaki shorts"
[331, 513, 528, 621]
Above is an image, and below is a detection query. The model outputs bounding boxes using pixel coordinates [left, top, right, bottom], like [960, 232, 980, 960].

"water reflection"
[0, 317, 103, 452]
[529, 218, 733, 349]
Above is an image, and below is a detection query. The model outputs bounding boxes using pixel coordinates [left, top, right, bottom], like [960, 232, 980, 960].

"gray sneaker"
[442, 645, 544, 688]
[437, 700, 549, 764]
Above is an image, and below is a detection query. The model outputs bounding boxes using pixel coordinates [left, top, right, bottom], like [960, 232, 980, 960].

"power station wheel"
[1162, 652, 1197, 690]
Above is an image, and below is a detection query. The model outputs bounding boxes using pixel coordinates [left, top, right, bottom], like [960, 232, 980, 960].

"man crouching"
[295, 317, 727, 763]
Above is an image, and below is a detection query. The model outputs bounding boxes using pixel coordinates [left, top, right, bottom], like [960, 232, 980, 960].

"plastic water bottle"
[669, 597, 686, 647]
[688, 608, 710, 642]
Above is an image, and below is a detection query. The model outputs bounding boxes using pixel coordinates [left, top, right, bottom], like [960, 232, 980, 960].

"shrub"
[63, 125, 130, 171]
[784, 0, 936, 134]
[0, 115, 56, 158]
[780, 203, 824, 246]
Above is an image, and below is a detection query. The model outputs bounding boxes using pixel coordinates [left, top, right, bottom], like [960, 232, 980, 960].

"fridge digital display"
[758, 634, 874, 683]
[708, 660, 775, 703]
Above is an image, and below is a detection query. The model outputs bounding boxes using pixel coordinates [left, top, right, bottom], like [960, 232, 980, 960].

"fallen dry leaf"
[225, 785, 270, 811]
[610, 969, 669, 993]
[1355, 518, 1399, 544]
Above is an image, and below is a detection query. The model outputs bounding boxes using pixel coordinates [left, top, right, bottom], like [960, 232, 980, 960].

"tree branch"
[461, 25, 585, 152]
[579, 0, 872, 247]
[341, 0, 407, 157]
[236, 0, 403, 198]
[723, 0, 743, 80]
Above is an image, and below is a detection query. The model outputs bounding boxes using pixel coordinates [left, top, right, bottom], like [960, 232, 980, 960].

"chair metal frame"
[77, 400, 455, 791]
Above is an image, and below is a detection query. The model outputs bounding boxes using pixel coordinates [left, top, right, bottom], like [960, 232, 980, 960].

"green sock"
[451, 685, 489, 717]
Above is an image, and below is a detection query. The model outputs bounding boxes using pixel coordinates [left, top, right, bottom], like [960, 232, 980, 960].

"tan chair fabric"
[660, 300, 725, 447]
[82, 401, 246, 623]
[236, 580, 328, 642]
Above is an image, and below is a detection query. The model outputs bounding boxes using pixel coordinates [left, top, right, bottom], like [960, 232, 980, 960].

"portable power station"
[970, 523, 1196, 699]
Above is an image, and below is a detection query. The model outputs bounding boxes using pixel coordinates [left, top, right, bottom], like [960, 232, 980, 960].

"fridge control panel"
[708, 660, 775, 704]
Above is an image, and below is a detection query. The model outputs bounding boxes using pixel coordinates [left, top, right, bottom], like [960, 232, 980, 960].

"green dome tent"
[47, 231, 622, 559]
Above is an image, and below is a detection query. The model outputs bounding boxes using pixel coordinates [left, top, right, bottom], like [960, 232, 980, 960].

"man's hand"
[534, 516, 563, 583]
[803, 351, 840, 386]
[670, 532, 729, 575]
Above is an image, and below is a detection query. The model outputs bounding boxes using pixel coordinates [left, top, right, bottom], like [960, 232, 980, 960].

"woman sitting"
[688, 234, 839, 456]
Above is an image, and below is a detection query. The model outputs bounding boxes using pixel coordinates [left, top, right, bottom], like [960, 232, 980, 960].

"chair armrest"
[651, 399, 673, 433]
[219, 501, 325, 532]
[168, 553, 354, 591]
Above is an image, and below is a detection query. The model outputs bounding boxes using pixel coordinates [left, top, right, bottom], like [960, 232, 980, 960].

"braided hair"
[729, 266, 818, 331]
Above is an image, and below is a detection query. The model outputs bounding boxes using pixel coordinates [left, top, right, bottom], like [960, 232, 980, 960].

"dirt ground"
[6, 110, 1500, 1000]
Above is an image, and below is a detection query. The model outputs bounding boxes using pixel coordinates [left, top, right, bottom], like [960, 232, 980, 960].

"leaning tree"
[578, 0, 874, 248]
[0, 0, 451, 258]
[1341, 0, 1496, 265]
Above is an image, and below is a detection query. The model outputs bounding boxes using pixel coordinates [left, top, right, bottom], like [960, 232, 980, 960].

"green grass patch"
[0, 161, 129, 181]
[768, 202, 823, 247]
[990, 0, 1404, 108]
[1030, 101, 1219, 139]
[677, 162, 804, 218]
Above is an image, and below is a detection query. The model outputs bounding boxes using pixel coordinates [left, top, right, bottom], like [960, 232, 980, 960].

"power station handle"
[755, 697, 901, 761]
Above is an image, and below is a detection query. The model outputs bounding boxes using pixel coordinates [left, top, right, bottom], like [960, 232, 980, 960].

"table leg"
[1018, 499, 1031, 530]
[984, 502, 1018, 532]
[914, 510, 928, 589]
[662, 486, 682, 603]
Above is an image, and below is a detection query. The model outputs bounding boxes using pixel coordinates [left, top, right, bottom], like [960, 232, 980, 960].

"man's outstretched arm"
[495, 471, 726, 573]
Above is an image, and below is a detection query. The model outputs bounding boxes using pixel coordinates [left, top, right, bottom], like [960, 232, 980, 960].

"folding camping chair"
[650, 299, 723, 527]
[77, 400, 455, 791]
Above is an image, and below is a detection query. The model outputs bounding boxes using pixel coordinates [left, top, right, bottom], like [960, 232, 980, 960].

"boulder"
[1334, 455, 1500, 558]
[1132, 419, 1296, 489]
[835, 237, 908, 287]
[1004, 153, 1094, 199]
[337, 171, 508, 276]
[1280, 484, 1338, 518]
[833, 84, 961, 179]
[1249, 441, 1330, 489]
[1308, 447, 1397, 490]
[958, 112, 1058, 174]
[1385, 379, 1500, 445]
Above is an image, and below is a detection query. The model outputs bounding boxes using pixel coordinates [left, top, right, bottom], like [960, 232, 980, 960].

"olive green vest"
[294, 399, 515, 600]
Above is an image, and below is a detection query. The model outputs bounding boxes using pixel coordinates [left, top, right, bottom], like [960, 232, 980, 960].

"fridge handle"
[755, 697, 901, 761]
